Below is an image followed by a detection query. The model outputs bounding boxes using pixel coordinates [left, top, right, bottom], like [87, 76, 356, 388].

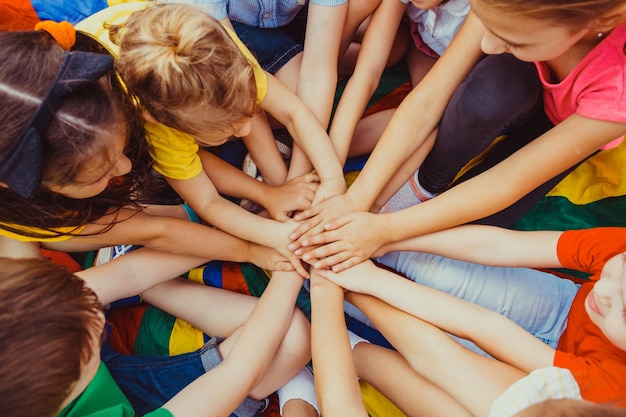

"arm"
[76, 247, 208, 305]
[152, 272, 306, 417]
[302, 115, 626, 271]
[263, 73, 347, 201]
[0, 236, 42, 258]
[42, 208, 293, 273]
[288, 2, 349, 178]
[329, 0, 407, 164]
[167, 172, 309, 276]
[318, 260, 556, 373]
[377, 225, 563, 268]
[309, 272, 369, 417]
[198, 149, 319, 221]
[345, 12, 485, 211]
[241, 111, 288, 186]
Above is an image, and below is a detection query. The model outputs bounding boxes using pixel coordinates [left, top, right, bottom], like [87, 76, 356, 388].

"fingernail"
[302, 253, 310, 260]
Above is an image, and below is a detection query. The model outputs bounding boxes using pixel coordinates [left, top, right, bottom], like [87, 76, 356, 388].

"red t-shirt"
[555, 227, 626, 405]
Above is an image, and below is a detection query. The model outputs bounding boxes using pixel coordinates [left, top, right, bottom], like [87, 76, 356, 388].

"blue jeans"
[232, 21, 303, 74]
[345, 252, 579, 356]
[101, 337, 267, 416]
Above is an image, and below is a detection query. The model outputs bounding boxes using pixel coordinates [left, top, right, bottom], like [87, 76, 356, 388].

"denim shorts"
[232, 21, 303, 74]
[102, 337, 267, 416]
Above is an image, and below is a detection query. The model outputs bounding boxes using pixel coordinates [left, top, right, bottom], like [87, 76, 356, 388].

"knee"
[281, 308, 312, 361]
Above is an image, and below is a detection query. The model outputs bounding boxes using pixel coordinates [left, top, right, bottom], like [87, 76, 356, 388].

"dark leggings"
[416, 53, 578, 227]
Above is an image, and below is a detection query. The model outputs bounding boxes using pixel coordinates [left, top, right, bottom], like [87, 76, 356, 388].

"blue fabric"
[31, 0, 108, 24]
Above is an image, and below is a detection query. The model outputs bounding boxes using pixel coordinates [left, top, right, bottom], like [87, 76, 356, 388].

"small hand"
[297, 212, 387, 272]
[289, 194, 358, 251]
[311, 177, 347, 207]
[274, 219, 310, 278]
[248, 243, 295, 272]
[263, 173, 320, 221]
[313, 260, 375, 294]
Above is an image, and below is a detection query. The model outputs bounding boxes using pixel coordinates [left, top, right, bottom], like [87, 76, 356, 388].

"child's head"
[116, 3, 258, 146]
[0, 30, 154, 237]
[0, 257, 104, 417]
[514, 399, 626, 417]
[586, 252, 626, 351]
[469, 0, 625, 61]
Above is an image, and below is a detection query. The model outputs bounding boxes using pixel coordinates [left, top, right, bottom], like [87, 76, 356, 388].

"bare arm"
[319, 260, 556, 373]
[155, 272, 306, 417]
[329, 0, 407, 163]
[288, 2, 349, 177]
[42, 208, 293, 273]
[167, 171, 308, 276]
[242, 111, 288, 186]
[345, 12, 485, 210]
[263, 73, 346, 202]
[378, 225, 563, 268]
[310, 272, 369, 417]
[0, 236, 42, 258]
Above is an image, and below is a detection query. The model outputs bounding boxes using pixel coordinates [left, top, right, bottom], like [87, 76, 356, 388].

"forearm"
[378, 225, 562, 268]
[310, 274, 367, 417]
[243, 113, 288, 186]
[0, 236, 42, 258]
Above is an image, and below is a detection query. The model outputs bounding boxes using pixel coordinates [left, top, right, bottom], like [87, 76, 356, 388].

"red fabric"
[106, 304, 148, 355]
[41, 249, 82, 272]
[363, 81, 411, 118]
[0, 0, 41, 31]
[554, 228, 626, 405]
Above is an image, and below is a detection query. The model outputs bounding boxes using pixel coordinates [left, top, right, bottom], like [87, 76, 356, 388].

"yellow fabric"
[223, 26, 268, 103]
[0, 224, 83, 242]
[76, 2, 267, 180]
[545, 138, 626, 205]
[169, 318, 205, 356]
[360, 381, 407, 417]
[144, 122, 203, 180]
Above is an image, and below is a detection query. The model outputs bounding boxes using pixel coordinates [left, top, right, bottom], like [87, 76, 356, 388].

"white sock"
[348, 329, 370, 350]
[380, 170, 435, 213]
[277, 367, 321, 417]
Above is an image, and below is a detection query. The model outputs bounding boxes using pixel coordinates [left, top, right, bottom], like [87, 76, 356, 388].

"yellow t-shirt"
[0, 224, 84, 242]
[75, 1, 268, 180]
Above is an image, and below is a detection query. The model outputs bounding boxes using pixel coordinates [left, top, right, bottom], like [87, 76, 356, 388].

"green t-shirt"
[56, 362, 173, 417]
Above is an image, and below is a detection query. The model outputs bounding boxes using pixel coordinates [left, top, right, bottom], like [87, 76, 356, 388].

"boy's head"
[116, 3, 258, 144]
[586, 253, 626, 351]
[0, 257, 103, 417]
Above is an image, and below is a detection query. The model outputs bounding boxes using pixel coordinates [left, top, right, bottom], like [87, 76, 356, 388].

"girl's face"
[469, 0, 590, 62]
[47, 131, 132, 199]
[194, 117, 253, 147]
[586, 253, 626, 351]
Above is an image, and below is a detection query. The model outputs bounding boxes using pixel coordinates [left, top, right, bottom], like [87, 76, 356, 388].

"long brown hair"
[0, 30, 156, 239]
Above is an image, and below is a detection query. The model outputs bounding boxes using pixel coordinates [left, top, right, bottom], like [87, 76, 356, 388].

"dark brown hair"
[0, 257, 102, 417]
[0, 30, 156, 239]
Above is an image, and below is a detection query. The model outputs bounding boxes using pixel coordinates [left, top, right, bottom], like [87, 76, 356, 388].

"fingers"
[293, 204, 322, 222]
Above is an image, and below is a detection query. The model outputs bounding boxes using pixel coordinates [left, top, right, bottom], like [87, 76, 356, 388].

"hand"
[273, 219, 311, 278]
[311, 176, 347, 207]
[296, 212, 388, 272]
[313, 260, 375, 294]
[262, 172, 320, 221]
[289, 194, 358, 251]
[247, 243, 296, 272]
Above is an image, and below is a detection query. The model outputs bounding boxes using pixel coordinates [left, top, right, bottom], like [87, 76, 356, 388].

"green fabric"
[134, 305, 177, 356]
[56, 362, 134, 417]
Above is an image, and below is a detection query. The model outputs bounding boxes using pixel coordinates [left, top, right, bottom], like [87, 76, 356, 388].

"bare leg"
[354, 343, 472, 417]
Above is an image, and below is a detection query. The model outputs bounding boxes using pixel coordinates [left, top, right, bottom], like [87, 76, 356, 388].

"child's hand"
[289, 194, 358, 250]
[273, 219, 311, 278]
[313, 260, 374, 294]
[247, 243, 297, 272]
[297, 212, 388, 272]
[263, 173, 320, 221]
[312, 177, 347, 207]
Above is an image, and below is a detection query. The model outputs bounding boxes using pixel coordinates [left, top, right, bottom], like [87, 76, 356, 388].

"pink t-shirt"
[535, 23, 626, 149]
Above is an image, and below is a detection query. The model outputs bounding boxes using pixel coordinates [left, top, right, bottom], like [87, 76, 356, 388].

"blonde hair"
[115, 3, 257, 136]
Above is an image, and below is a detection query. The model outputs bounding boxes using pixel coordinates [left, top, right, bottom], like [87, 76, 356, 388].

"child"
[329, 0, 540, 200]
[316, 225, 626, 416]
[80, 2, 346, 274]
[0, 27, 292, 273]
[290, 0, 626, 272]
[0, 247, 311, 417]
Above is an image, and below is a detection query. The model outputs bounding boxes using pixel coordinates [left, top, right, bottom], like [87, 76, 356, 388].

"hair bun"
[35, 20, 76, 50]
